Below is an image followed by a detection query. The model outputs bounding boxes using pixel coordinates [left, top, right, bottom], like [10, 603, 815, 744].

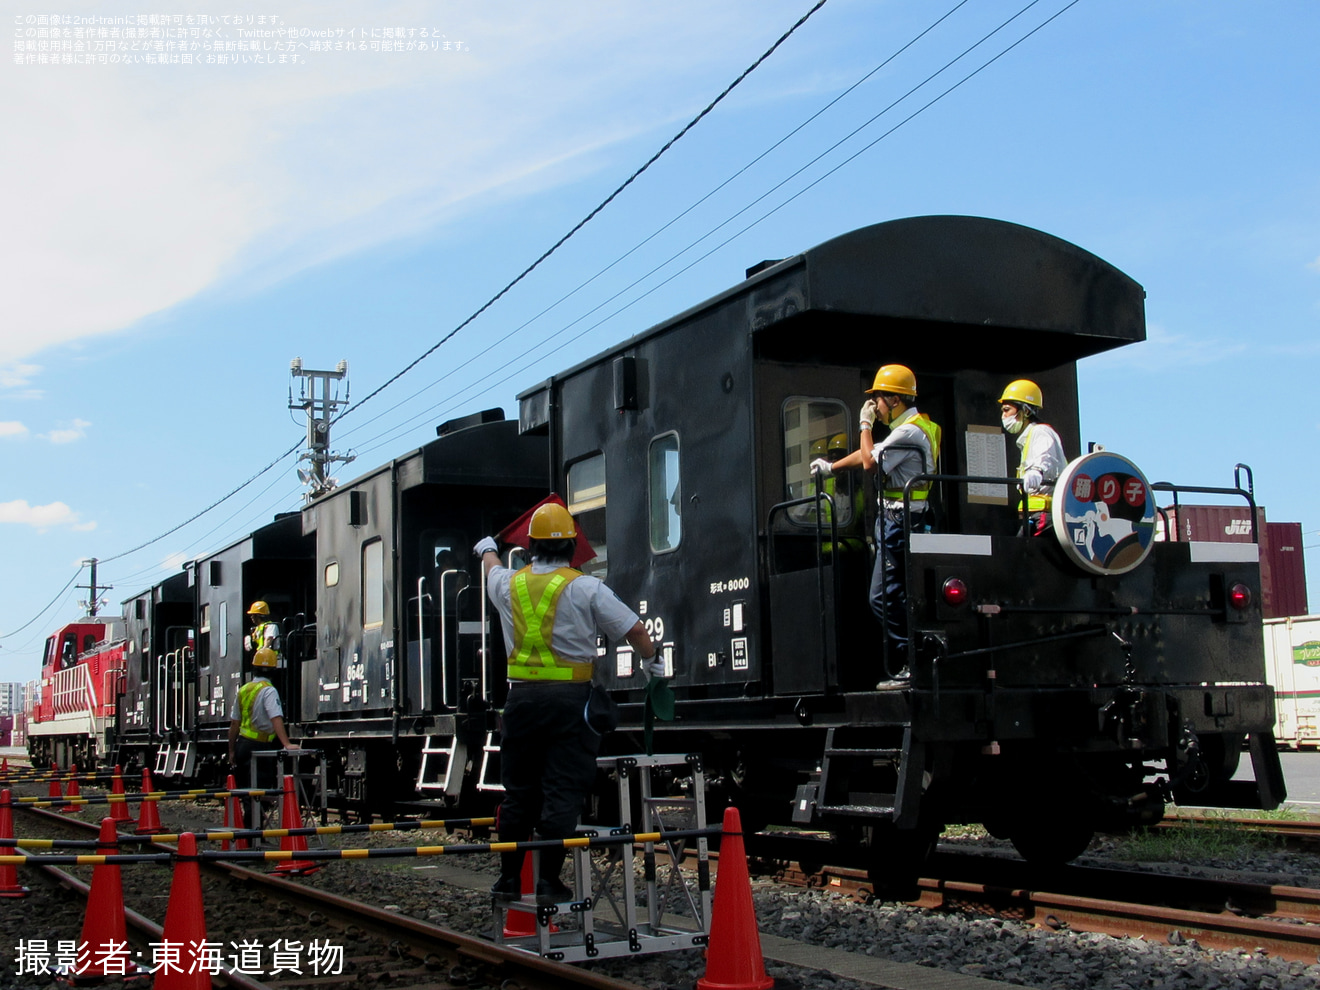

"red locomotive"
[24, 617, 128, 769]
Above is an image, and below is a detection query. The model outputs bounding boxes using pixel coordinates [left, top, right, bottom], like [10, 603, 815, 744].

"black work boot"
[535, 846, 573, 905]
[492, 849, 526, 901]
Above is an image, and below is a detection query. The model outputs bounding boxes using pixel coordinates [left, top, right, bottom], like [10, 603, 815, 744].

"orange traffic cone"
[697, 806, 773, 990]
[109, 766, 134, 825]
[63, 818, 148, 980]
[155, 833, 209, 990]
[61, 763, 81, 813]
[270, 775, 320, 876]
[0, 788, 30, 898]
[220, 774, 248, 852]
[134, 769, 165, 836]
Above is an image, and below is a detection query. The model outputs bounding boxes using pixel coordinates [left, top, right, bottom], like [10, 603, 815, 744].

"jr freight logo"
[1294, 641, 1320, 667]
[1224, 519, 1252, 536]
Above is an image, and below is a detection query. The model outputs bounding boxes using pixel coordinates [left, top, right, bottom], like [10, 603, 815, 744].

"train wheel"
[865, 823, 938, 899]
[1008, 821, 1094, 866]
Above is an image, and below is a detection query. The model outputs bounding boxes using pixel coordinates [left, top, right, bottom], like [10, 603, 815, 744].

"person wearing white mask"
[999, 379, 1066, 536]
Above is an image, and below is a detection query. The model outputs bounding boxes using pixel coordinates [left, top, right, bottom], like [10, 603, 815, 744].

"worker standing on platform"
[813, 365, 940, 682]
[475, 503, 658, 906]
[227, 674, 299, 789]
[999, 379, 1066, 536]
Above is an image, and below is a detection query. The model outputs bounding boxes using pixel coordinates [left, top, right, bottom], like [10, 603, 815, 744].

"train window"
[567, 454, 608, 579]
[82, 634, 96, 654]
[218, 600, 229, 658]
[325, 561, 340, 588]
[648, 433, 681, 553]
[199, 603, 210, 633]
[363, 539, 384, 629]
[782, 397, 854, 527]
[60, 632, 77, 667]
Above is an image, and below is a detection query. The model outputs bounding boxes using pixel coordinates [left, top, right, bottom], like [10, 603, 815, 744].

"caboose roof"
[519, 214, 1146, 393]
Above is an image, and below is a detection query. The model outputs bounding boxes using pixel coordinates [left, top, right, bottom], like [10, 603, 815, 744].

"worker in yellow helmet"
[244, 600, 282, 670]
[999, 379, 1066, 536]
[474, 502, 656, 906]
[812, 364, 941, 684]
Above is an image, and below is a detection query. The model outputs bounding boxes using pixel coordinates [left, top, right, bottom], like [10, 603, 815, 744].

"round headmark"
[1051, 451, 1158, 575]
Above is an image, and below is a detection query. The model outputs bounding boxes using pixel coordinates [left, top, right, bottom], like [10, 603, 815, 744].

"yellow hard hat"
[866, 364, 917, 397]
[247, 601, 270, 616]
[529, 503, 577, 540]
[828, 433, 848, 456]
[998, 379, 1043, 408]
[810, 437, 828, 459]
[253, 647, 278, 668]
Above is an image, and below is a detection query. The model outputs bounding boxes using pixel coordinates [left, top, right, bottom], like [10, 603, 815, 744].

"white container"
[1265, 615, 1320, 748]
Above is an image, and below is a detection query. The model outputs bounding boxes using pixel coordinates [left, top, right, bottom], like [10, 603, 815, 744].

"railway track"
[10, 805, 646, 990]
[748, 838, 1320, 964]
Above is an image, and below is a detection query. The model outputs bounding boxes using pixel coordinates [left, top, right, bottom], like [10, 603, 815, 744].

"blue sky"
[2, 0, 1317, 683]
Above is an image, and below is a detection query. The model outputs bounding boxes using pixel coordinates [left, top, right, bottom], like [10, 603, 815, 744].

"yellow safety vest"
[507, 566, 592, 682]
[882, 413, 942, 502]
[1018, 424, 1055, 513]
[237, 678, 275, 742]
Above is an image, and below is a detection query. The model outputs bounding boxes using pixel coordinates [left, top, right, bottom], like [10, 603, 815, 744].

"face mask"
[1002, 413, 1024, 435]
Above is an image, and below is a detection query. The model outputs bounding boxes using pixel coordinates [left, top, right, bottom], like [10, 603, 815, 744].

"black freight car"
[114, 513, 316, 782]
[516, 215, 1284, 885]
[295, 410, 547, 812]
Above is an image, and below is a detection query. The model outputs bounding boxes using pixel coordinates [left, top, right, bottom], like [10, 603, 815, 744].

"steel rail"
[17, 803, 648, 990]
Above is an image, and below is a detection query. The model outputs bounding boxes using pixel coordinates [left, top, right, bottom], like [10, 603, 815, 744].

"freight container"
[0, 714, 11, 747]
[1264, 522, 1309, 618]
[1157, 506, 1309, 619]
[1264, 615, 1320, 749]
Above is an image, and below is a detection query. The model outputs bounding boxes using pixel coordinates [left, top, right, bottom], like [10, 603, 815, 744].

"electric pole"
[289, 358, 356, 499]
[77, 558, 112, 617]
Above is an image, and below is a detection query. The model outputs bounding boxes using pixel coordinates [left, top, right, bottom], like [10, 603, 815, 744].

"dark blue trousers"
[868, 509, 924, 673]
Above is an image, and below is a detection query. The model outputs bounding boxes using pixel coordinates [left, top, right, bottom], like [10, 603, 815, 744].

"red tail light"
[1228, 583, 1252, 610]
[941, 577, 968, 606]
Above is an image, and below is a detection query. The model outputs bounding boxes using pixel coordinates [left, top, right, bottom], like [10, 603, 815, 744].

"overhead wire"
[335, 0, 976, 446]
[349, 0, 1078, 458]
[53, 0, 830, 601]
[0, 566, 83, 642]
[334, 0, 832, 428]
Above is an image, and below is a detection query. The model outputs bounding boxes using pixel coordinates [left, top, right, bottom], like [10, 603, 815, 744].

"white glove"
[859, 399, 878, 430]
[810, 457, 834, 477]
[643, 656, 666, 678]
[473, 536, 498, 557]
[1022, 469, 1044, 493]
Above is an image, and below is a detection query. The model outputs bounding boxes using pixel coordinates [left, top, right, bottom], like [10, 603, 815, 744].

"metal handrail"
[438, 568, 465, 709]
[416, 576, 429, 711]
[1149, 480, 1258, 544]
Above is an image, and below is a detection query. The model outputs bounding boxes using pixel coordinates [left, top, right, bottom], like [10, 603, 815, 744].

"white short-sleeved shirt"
[228, 681, 284, 736]
[487, 560, 640, 666]
[870, 407, 934, 511]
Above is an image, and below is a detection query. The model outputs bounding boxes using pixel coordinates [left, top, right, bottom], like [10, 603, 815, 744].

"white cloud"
[0, 364, 42, 398]
[1, 0, 810, 365]
[0, 499, 93, 531]
[1084, 323, 1248, 373]
[40, 419, 91, 444]
[1308, 256, 1320, 273]
[0, 422, 28, 438]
